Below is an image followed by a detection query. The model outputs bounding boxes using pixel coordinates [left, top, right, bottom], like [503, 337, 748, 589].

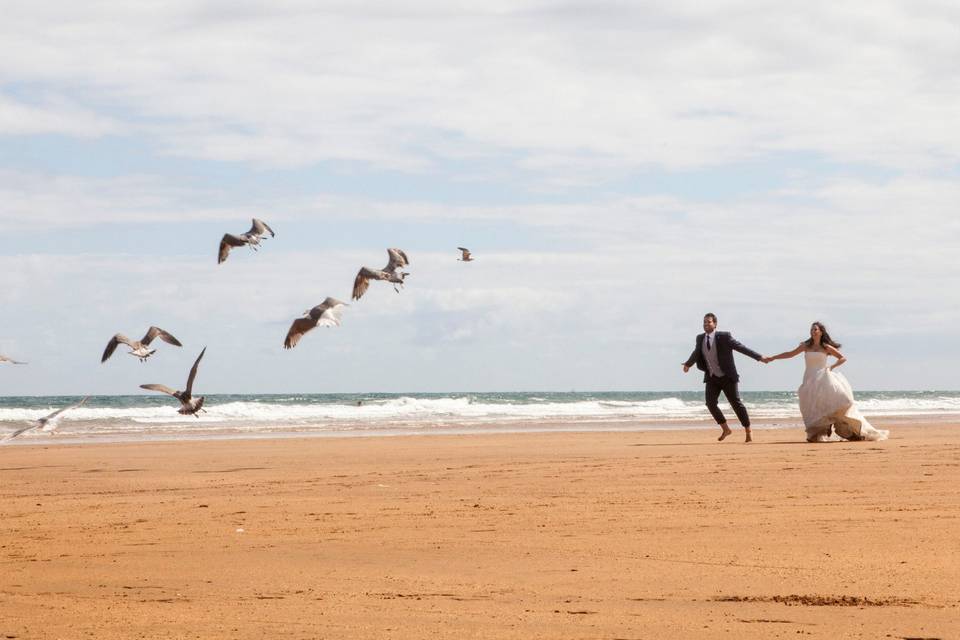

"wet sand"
[1, 420, 958, 639]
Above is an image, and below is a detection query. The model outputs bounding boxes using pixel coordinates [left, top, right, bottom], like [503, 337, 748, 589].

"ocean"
[1, 391, 958, 445]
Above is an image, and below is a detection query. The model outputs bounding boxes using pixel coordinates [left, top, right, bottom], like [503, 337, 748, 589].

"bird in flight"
[283, 298, 348, 349]
[218, 218, 275, 264]
[352, 248, 410, 300]
[140, 348, 208, 416]
[3, 396, 89, 443]
[102, 327, 182, 363]
[457, 247, 473, 262]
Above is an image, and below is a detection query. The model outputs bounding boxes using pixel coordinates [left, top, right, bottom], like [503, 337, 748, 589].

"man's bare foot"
[718, 425, 733, 441]
[744, 428, 753, 443]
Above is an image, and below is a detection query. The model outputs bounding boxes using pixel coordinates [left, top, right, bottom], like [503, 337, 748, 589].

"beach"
[2, 419, 958, 639]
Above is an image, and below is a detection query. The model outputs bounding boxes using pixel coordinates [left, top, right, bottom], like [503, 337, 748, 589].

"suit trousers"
[704, 374, 751, 427]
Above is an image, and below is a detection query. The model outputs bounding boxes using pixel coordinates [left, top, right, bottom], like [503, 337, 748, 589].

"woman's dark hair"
[804, 321, 841, 349]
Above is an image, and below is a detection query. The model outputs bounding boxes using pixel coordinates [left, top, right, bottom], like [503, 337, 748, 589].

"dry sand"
[1, 420, 958, 639]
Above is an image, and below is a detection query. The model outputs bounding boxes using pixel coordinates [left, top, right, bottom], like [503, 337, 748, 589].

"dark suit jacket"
[684, 331, 762, 383]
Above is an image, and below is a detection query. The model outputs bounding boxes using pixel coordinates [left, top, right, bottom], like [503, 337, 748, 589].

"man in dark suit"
[682, 313, 766, 442]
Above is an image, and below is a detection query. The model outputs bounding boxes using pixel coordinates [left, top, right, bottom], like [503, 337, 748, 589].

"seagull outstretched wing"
[101, 334, 135, 363]
[141, 327, 182, 347]
[249, 218, 275, 238]
[218, 233, 247, 264]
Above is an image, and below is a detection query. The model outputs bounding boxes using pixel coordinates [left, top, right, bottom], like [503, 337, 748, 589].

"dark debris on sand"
[713, 594, 922, 607]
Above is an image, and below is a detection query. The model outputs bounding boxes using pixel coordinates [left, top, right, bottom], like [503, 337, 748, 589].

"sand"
[1, 420, 958, 639]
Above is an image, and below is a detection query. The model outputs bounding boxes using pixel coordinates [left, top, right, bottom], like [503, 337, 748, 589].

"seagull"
[3, 396, 89, 443]
[140, 347, 207, 416]
[284, 297, 348, 349]
[457, 247, 473, 262]
[0, 354, 27, 365]
[218, 218, 275, 264]
[352, 248, 410, 300]
[102, 327, 182, 363]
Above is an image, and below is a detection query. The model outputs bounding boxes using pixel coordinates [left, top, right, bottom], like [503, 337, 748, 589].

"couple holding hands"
[682, 313, 889, 443]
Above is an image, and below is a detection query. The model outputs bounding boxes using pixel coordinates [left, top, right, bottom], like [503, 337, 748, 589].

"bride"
[764, 322, 889, 443]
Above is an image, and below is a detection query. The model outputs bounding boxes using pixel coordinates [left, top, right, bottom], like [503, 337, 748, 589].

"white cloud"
[2, 2, 959, 174]
[2, 2, 958, 392]
[3, 169, 956, 299]
[0, 171, 263, 229]
[0, 94, 122, 137]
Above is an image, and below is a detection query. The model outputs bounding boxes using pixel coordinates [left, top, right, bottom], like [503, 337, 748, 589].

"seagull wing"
[0, 355, 27, 364]
[2, 423, 38, 443]
[40, 396, 89, 431]
[184, 347, 206, 396]
[218, 233, 247, 264]
[250, 218, 275, 237]
[284, 317, 316, 349]
[353, 267, 380, 300]
[42, 396, 89, 422]
[140, 383, 179, 397]
[315, 300, 345, 327]
[322, 297, 348, 307]
[386, 248, 409, 271]
[102, 334, 134, 363]
[142, 326, 183, 347]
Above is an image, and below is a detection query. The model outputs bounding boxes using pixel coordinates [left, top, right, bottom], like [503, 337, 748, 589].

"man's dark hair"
[704, 313, 717, 323]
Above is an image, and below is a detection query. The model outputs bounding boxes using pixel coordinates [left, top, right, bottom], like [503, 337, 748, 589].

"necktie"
[706, 335, 711, 351]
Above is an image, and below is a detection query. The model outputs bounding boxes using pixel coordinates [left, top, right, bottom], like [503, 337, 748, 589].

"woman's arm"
[764, 343, 805, 363]
[824, 344, 847, 370]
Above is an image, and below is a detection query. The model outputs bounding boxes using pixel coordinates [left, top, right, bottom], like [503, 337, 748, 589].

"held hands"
[682, 364, 690, 373]
[760, 356, 773, 364]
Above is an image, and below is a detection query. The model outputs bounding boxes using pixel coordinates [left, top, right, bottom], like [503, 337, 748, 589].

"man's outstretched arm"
[728, 335, 764, 361]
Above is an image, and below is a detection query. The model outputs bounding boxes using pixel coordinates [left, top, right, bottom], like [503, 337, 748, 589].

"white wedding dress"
[797, 351, 889, 442]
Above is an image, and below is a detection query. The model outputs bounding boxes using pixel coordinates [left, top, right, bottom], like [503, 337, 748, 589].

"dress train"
[797, 351, 888, 442]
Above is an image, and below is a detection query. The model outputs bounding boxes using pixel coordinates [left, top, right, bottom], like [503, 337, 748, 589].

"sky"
[1, 1, 958, 395]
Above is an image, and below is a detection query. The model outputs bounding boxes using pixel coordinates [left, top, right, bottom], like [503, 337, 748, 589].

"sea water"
[1, 391, 958, 445]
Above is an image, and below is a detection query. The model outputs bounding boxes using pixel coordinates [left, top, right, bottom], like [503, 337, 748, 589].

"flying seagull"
[284, 297, 348, 349]
[457, 247, 473, 262]
[102, 327, 182, 363]
[352, 248, 410, 300]
[218, 218, 275, 264]
[3, 396, 89, 443]
[140, 347, 207, 416]
[0, 354, 27, 365]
